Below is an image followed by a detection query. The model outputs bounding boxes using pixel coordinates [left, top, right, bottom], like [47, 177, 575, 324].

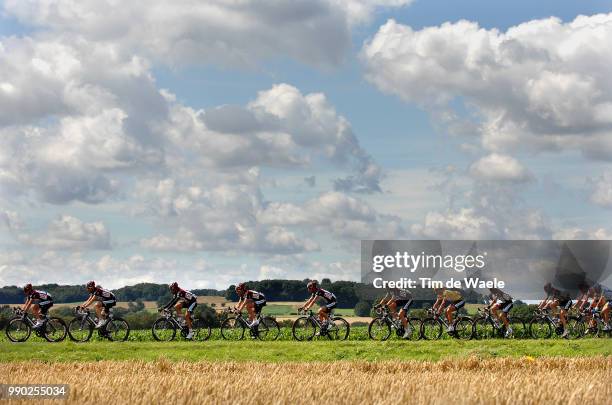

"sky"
[1, 0, 612, 290]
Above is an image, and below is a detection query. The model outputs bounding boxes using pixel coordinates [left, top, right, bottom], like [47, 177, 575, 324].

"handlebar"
[74, 306, 90, 315]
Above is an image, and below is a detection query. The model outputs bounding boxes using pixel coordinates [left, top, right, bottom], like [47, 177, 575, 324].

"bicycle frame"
[75, 308, 114, 328]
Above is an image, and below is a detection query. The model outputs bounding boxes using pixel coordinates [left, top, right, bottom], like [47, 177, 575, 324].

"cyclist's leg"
[559, 302, 569, 328]
[31, 303, 42, 321]
[445, 304, 455, 325]
[101, 300, 115, 322]
[602, 301, 611, 327]
[387, 300, 398, 318]
[500, 301, 513, 328]
[490, 302, 501, 322]
[185, 300, 196, 329]
[174, 302, 184, 322]
[246, 300, 257, 323]
[399, 299, 412, 327]
[94, 301, 104, 320]
[318, 305, 329, 323]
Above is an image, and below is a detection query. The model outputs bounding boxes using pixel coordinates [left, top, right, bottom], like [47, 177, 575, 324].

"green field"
[1, 339, 610, 363]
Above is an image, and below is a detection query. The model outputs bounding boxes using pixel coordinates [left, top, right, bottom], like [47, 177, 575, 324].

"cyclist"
[432, 287, 464, 332]
[160, 282, 197, 339]
[538, 282, 571, 338]
[602, 285, 612, 331]
[80, 281, 117, 329]
[589, 283, 612, 331]
[234, 283, 266, 329]
[575, 282, 595, 313]
[22, 284, 53, 328]
[488, 287, 513, 337]
[376, 286, 413, 339]
[300, 280, 336, 331]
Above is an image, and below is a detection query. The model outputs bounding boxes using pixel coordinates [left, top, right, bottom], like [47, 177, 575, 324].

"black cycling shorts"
[450, 300, 465, 310]
[38, 301, 53, 315]
[395, 299, 413, 311]
[557, 299, 572, 310]
[181, 299, 197, 314]
[500, 301, 513, 313]
[101, 299, 117, 312]
[320, 301, 337, 312]
[253, 299, 266, 314]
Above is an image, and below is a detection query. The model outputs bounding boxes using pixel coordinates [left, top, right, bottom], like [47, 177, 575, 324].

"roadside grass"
[0, 338, 609, 363]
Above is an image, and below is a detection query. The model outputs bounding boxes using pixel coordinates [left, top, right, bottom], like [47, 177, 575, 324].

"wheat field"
[1, 357, 610, 404]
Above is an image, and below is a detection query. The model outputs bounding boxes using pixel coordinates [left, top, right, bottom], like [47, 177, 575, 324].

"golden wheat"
[1, 357, 610, 404]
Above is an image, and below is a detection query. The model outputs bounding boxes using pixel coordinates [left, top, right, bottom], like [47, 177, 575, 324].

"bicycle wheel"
[597, 324, 612, 338]
[507, 317, 526, 339]
[529, 318, 552, 339]
[368, 317, 391, 341]
[106, 318, 130, 341]
[43, 317, 67, 342]
[405, 317, 421, 340]
[257, 317, 280, 341]
[68, 318, 94, 342]
[328, 317, 350, 341]
[152, 318, 177, 341]
[567, 316, 585, 339]
[5, 318, 31, 342]
[221, 317, 246, 340]
[420, 318, 442, 340]
[473, 317, 495, 340]
[453, 317, 474, 340]
[192, 318, 212, 341]
[292, 317, 316, 341]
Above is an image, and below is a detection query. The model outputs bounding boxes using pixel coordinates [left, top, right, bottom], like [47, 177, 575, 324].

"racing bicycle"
[67, 307, 130, 342]
[420, 309, 473, 340]
[529, 308, 582, 339]
[220, 308, 280, 341]
[472, 307, 526, 339]
[368, 305, 420, 340]
[5, 307, 67, 342]
[292, 309, 350, 341]
[575, 308, 611, 338]
[151, 308, 212, 341]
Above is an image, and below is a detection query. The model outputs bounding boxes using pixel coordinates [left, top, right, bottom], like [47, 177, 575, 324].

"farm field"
[0, 357, 609, 404]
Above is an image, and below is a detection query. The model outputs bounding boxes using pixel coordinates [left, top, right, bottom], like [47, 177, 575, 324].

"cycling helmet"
[86, 280, 96, 289]
[235, 282, 247, 292]
[23, 283, 33, 293]
[169, 282, 179, 293]
[307, 280, 318, 293]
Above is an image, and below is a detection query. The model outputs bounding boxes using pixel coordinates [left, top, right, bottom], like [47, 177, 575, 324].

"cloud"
[0, 36, 165, 204]
[590, 171, 612, 208]
[139, 185, 403, 255]
[553, 227, 612, 240]
[0, 32, 381, 205]
[259, 191, 404, 240]
[4, 0, 412, 69]
[168, 83, 383, 192]
[17, 215, 111, 250]
[469, 153, 532, 183]
[0, 210, 23, 231]
[411, 208, 499, 239]
[304, 176, 316, 187]
[362, 14, 612, 159]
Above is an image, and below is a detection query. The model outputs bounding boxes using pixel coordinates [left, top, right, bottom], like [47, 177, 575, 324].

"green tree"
[354, 300, 372, 317]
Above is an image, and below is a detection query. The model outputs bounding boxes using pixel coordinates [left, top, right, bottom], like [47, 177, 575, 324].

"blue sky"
[1, 0, 612, 289]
